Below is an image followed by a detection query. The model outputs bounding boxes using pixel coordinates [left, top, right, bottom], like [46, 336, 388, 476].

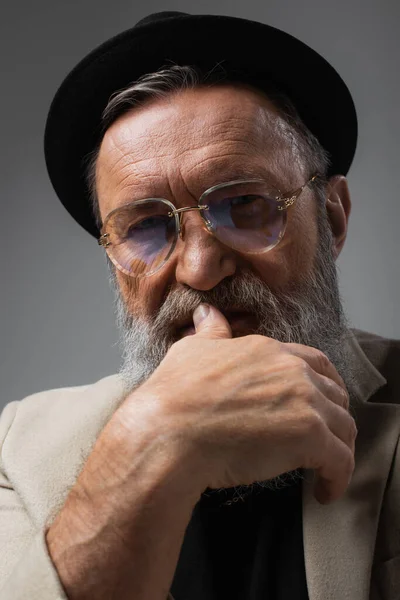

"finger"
[193, 304, 232, 339]
[311, 424, 356, 505]
[310, 384, 358, 450]
[307, 368, 350, 411]
[283, 342, 349, 401]
[303, 372, 357, 504]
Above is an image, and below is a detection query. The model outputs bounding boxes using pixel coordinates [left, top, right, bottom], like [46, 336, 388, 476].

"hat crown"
[135, 11, 188, 28]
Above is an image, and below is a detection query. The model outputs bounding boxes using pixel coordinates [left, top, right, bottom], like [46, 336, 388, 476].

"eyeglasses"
[98, 173, 320, 278]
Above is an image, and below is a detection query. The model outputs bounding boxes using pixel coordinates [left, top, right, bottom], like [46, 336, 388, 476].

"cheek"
[116, 270, 167, 321]
[244, 211, 318, 290]
[287, 204, 319, 276]
[115, 271, 142, 313]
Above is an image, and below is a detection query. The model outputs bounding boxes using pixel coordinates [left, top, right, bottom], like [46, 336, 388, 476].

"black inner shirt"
[171, 474, 310, 600]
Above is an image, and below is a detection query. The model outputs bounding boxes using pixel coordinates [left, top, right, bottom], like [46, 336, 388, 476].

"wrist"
[45, 398, 202, 600]
[106, 387, 206, 503]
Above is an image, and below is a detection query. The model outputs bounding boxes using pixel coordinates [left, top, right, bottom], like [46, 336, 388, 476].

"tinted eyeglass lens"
[205, 182, 286, 253]
[105, 200, 177, 277]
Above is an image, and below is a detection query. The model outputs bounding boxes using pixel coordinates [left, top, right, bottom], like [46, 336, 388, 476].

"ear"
[325, 175, 351, 260]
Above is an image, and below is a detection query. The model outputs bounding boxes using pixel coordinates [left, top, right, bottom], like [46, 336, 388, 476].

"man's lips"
[177, 311, 258, 337]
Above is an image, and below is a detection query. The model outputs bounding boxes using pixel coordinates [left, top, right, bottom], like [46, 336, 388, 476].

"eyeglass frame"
[98, 173, 321, 278]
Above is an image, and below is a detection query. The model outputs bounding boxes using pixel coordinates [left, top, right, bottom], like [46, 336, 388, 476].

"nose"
[173, 208, 237, 291]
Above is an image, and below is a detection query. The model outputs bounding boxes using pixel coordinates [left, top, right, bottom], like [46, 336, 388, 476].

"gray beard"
[106, 204, 359, 500]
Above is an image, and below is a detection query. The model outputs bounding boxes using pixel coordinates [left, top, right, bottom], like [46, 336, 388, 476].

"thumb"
[193, 303, 232, 339]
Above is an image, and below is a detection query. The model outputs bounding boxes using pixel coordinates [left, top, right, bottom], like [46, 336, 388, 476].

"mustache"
[153, 270, 277, 332]
[109, 259, 335, 346]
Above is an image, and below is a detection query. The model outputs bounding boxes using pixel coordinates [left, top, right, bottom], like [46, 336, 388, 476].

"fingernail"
[193, 304, 210, 327]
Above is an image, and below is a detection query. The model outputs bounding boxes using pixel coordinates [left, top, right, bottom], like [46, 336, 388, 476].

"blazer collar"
[302, 327, 396, 600]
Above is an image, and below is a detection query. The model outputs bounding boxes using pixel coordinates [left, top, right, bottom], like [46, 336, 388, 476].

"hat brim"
[44, 13, 358, 239]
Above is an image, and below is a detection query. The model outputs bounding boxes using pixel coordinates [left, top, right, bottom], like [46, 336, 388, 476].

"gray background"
[1, 0, 399, 409]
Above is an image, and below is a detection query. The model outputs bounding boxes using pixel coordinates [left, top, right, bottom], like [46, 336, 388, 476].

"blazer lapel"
[302, 330, 399, 600]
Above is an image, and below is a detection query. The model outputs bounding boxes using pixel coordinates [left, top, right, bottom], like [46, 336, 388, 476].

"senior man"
[0, 10, 399, 600]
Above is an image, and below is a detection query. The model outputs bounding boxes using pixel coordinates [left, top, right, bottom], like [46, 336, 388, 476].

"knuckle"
[341, 412, 358, 449]
[249, 334, 278, 348]
[247, 334, 282, 357]
[349, 415, 358, 439]
[300, 412, 329, 461]
[315, 349, 331, 371]
[346, 452, 356, 477]
[286, 353, 309, 372]
[290, 363, 316, 402]
[282, 356, 314, 396]
[248, 333, 266, 345]
[322, 374, 336, 391]
[340, 385, 350, 408]
[326, 377, 349, 408]
[303, 410, 326, 437]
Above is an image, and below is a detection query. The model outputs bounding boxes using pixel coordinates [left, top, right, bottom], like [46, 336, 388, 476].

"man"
[0, 10, 399, 600]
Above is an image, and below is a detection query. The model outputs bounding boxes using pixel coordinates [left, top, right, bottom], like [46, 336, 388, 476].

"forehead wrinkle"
[206, 113, 273, 138]
[112, 164, 156, 196]
[103, 127, 211, 175]
[102, 134, 265, 191]
[181, 156, 284, 198]
[99, 121, 166, 173]
[99, 127, 167, 181]
[98, 140, 135, 192]
[97, 151, 155, 199]
[184, 152, 273, 179]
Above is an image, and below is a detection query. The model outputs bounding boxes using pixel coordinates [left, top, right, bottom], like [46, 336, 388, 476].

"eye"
[128, 215, 169, 232]
[229, 195, 269, 218]
[230, 195, 259, 206]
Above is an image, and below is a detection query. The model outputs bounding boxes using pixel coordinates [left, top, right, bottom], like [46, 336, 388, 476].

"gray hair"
[84, 64, 331, 233]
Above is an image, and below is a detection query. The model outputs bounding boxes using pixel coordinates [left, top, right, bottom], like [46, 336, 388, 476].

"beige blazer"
[0, 328, 399, 600]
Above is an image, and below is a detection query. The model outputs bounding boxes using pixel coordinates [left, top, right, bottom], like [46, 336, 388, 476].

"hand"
[130, 303, 357, 505]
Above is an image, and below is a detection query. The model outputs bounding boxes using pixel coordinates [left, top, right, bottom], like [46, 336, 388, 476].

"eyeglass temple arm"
[278, 174, 319, 199]
[98, 232, 111, 247]
[276, 174, 320, 210]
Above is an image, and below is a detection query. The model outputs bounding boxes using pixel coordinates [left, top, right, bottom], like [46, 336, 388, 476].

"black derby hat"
[44, 11, 358, 239]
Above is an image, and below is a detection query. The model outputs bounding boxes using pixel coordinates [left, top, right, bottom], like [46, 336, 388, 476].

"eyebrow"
[112, 163, 283, 216]
[199, 164, 282, 190]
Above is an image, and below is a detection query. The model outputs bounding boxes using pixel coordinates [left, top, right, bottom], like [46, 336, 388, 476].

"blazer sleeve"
[0, 401, 68, 600]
